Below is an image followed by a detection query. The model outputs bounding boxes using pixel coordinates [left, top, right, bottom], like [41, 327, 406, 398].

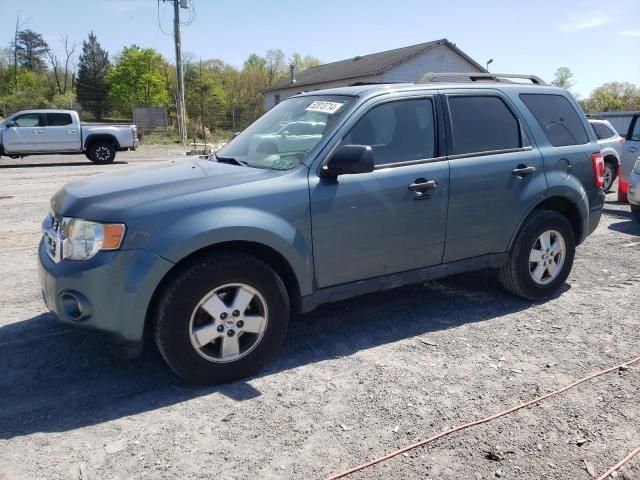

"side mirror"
[321, 144, 374, 178]
[5, 120, 16, 128]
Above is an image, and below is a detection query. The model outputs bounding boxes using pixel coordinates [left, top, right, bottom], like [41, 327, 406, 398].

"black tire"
[603, 161, 617, 193]
[154, 252, 290, 384]
[88, 140, 116, 164]
[499, 210, 575, 300]
[632, 204, 640, 222]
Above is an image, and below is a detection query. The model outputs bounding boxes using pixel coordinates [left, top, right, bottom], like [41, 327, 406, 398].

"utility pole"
[172, 0, 187, 143]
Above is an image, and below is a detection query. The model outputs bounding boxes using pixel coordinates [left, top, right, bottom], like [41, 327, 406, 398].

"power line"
[156, 0, 173, 36]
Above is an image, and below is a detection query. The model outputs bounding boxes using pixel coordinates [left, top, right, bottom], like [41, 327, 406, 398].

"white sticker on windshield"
[305, 101, 344, 114]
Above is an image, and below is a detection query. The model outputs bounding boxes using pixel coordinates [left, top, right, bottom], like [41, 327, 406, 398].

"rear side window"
[520, 94, 588, 147]
[46, 113, 73, 126]
[342, 98, 436, 165]
[447, 96, 521, 155]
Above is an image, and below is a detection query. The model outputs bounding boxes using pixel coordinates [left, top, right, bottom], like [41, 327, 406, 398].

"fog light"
[59, 291, 92, 321]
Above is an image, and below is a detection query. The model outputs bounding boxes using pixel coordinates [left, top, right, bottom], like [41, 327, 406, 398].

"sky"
[1, 0, 639, 98]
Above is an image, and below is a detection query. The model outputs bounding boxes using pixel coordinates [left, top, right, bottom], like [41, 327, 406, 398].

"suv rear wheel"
[154, 252, 290, 384]
[499, 210, 575, 300]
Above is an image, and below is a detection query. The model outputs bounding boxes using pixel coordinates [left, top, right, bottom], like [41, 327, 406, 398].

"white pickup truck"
[0, 109, 138, 163]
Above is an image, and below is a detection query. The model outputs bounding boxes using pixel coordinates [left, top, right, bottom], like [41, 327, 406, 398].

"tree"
[13, 29, 49, 73]
[289, 53, 321, 73]
[76, 32, 110, 119]
[265, 49, 287, 84]
[551, 67, 574, 89]
[46, 35, 77, 95]
[580, 82, 640, 112]
[106, 46, 169, 114]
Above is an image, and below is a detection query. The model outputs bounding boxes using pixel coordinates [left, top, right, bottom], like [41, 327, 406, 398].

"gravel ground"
[0, 147, 638, 480]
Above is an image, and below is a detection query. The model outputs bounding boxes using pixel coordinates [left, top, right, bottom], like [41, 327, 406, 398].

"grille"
[42, 213, 63, 262]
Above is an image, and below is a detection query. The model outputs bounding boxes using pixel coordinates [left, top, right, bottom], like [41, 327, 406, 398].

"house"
[263, 39, 486, 110]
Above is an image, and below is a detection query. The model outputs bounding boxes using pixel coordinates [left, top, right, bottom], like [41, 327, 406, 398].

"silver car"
[589, 118, 624, 192]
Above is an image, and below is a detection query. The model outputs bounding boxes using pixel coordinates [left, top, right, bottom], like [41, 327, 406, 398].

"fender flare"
[84, 133, 120, 151]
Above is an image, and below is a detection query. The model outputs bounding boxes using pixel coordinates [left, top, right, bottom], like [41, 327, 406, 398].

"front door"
[2, 112, 45, 153]
[44, 112, 80, 152]
[309, 96, 450, 288]
[621, 114, 640, 184]
[441, 92, 546, 262]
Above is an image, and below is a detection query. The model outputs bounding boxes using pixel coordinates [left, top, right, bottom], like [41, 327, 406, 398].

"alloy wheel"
[603, 164, 614, 191]
[188, 283, 268, 363]
[529, 229, 566, 285]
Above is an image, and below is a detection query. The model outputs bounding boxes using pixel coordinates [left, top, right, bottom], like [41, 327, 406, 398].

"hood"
[51, 158, 285, 219]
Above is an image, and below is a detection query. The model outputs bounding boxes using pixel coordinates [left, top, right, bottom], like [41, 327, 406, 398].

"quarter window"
[447, 96, 521, 155]
[13, 113, 42, 127]
[342, 98, 436, 165]
[46, 113, 73, 126]
[520, 94, 588, 147]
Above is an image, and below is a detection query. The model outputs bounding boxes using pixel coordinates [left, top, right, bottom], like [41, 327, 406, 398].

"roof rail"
[417, 72, 547, 85]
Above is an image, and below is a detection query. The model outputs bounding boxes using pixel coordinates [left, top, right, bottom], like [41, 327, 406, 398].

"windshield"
[215, 95, 355, 170]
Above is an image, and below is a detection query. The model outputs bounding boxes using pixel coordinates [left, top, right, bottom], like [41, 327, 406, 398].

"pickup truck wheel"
[154, 252, 290, 385]
[603, 161, 616, 193]
[631, 205, 640, 221]
[88, 141, 116, 164]
[499, 210, 575, 300]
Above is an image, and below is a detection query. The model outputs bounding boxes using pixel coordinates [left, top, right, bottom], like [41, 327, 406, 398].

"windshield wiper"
[211, 153, 248, 167]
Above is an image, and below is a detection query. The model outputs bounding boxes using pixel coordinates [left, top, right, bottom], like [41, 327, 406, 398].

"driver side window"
[14, 113, 42, 127]
[342, 98, 436, 166]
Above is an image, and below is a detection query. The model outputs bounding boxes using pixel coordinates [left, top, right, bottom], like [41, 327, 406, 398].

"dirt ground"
[0, 146, 638, 480]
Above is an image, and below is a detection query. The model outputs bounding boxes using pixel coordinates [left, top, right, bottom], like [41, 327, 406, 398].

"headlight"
[634, 158, 640, 174]
[61, 218, 126, 260]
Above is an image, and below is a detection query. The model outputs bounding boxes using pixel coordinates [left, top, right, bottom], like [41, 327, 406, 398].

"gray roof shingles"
[264, 39, 485, 92]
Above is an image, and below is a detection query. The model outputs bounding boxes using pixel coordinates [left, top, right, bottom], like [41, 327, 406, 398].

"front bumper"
[628, 169, 640, 206]
[38, 239, 174, 344]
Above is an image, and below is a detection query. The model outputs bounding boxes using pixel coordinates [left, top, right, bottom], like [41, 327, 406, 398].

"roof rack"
[417, 72, 547, 85]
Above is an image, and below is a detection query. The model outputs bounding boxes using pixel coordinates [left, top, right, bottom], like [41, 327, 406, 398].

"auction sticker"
[305, 101, 344, 114]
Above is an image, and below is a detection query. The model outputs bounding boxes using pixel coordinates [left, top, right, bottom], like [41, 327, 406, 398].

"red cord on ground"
[326, 355, 640, 480]
[596, 446, 640, 480]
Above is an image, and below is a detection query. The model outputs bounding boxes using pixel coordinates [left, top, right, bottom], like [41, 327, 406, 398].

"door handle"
[408, 179, 438, 192]
[33, 130, 44, 134]
[512, 165, 536, 177]
[67, 129, 76, 133]
[408, 178, 437, 200]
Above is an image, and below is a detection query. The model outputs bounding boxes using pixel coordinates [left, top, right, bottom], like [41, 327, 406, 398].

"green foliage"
[580, 82, 640, 112]
[106, 46, 170, 115]
[289, 52, 321, 72]
[551, 67, 574, 89]
[0, 68, 51, 113]
[76, 32, 110, 119]
[12, 29, 49, 73]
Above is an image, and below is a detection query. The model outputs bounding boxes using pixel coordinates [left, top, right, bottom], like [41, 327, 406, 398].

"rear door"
[441, 90, 546, 262]
[44, 112, 80, 152]
[2, 112, 45, 152]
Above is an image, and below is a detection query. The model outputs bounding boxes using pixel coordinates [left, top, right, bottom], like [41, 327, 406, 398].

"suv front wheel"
[154, 252, 290, 384]
[499, 210, 575, 300]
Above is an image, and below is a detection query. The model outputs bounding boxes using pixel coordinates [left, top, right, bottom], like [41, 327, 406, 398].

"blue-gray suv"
[38, 73, 606, 384]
